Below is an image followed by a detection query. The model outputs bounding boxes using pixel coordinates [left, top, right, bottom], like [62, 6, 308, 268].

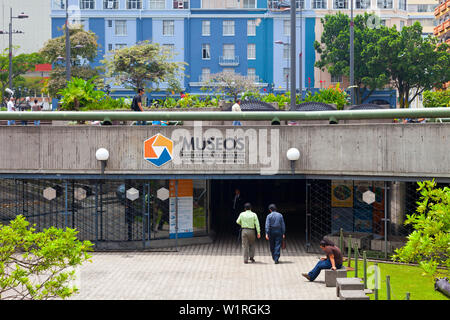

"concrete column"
[388, 181, 406, 236]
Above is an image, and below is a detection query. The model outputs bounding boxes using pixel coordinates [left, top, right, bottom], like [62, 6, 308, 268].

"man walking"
[236, 203, 261, 264]
[131, 88, 146, 125]
[7, 97, 16, 126]
[231, 99, 242, 126]
[265, 204, 286, 264]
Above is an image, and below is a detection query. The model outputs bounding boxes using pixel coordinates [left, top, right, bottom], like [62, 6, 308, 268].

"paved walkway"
[70, 234, 338, 300]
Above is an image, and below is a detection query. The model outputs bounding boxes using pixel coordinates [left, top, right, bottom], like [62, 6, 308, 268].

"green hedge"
[423, 90, 450, 108]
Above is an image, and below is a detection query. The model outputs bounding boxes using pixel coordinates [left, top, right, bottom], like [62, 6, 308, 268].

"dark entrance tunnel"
[210, 180, 307, 238]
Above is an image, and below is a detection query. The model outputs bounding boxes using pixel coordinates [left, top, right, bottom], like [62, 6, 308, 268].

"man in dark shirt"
[302, 238, 343, 281]
[131, 88, 145, 125]
[265, 204, 286, 264]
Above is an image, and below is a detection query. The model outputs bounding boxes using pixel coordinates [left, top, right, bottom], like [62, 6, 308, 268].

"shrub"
[423, 90, 450, 108]
[303, 84, 348, 110]
[57, 77, 105, 111]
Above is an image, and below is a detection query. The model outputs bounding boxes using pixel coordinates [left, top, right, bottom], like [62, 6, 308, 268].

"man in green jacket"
[236, 203, 261, 264]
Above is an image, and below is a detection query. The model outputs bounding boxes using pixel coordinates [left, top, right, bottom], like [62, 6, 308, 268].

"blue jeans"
[34, 120, 40, 126]
[268, 229, 283, 262]
[232, 121, 242, 126]
[7, 120, 15, 126]
[136, 121, 147, 125]
[308, 259, 342, 281]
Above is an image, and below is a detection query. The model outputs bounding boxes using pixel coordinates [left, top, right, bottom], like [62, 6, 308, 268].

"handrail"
[1, 108, 450, 122]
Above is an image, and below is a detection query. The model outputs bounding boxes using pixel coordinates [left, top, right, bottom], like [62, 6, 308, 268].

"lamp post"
[350, 0, 355, 105]
[290, 0, 296, 110]
[274, 40, 290, 93]
[96, 148, 110, 174]
[65, 0, 71, 82]
[8, 8, 29, 89]
[286, 148, 300, 174]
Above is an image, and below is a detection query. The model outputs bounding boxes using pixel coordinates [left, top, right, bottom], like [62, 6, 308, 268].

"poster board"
[331, 180, 353, 207]
[169, 180, 194, 239]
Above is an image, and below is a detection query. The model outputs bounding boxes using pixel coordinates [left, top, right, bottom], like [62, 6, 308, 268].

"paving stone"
[336, 277, 364, 297]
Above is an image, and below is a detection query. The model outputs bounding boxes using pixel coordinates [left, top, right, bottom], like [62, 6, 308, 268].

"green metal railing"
[1, 108, 450, 122]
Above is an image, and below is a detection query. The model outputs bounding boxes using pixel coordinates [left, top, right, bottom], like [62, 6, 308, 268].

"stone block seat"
[336, 278, 364, 297]
[325, 266, 348, 287]
[339, 290, 370, 300]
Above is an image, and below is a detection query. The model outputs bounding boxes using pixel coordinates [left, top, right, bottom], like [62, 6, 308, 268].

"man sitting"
[302, 238, 343, 281]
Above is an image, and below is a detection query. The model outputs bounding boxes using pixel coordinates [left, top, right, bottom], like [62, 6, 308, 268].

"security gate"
[0, 178, 208, 250]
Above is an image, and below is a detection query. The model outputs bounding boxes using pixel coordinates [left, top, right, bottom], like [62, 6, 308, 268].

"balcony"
[219, 56, 240, 66]
[434, 26, 439, 35]
[435, 0, 450, 18]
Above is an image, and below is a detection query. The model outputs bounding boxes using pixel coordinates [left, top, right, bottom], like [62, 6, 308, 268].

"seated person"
[302, 238, 343, 281]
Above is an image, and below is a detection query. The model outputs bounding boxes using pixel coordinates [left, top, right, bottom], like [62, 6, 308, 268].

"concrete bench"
[336, 278, 364, 297]
[325, 266, 347, 287]
[339, 290, 370, 300]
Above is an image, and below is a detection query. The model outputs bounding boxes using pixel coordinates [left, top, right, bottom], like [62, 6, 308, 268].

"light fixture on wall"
[95, 148, 110, 174]
[286, 148, 300, 174]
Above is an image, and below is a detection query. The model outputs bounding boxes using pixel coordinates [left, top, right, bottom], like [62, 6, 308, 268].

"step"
[339, 290, 370, 300]
[336, 278, 364, 297]
[324, 267, 348, 287]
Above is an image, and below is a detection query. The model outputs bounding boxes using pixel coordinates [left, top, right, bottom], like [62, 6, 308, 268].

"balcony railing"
[435, 0, 450, 18]
[219, 56, 239, 66]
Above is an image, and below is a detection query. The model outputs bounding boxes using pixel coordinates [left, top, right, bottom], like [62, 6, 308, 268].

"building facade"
[434, 0, 449, 89]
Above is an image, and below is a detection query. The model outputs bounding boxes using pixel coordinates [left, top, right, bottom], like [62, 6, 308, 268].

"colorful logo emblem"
[144, 134, 173, 167]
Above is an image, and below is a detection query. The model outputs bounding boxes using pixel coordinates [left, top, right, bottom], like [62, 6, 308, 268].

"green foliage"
[303, 84, 349, 110]
[81, 96, 130, 111]
[150, 94, 219, 109]
[39, 25, 100, 97]
[202, 72, 259, 102]
[0, 215, 93, 300]
[393, 180, 450, 278]
[423, 90, 450, 108]
[57, 77, 105, 111]
[102, 41, 185, 93]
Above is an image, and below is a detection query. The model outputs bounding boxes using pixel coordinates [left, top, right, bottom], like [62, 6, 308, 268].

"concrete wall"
[1, 123, 450, 177]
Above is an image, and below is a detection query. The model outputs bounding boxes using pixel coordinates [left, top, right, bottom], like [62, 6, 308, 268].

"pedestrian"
[232, 188, 244, 236]
[21, 97, 30, 126]
[265, 204, 286, 264]
[31, 99, 42, 126]
[131, 88, 146, 125]
[231, 99, 242, 126]
[236, 202, 261, 264]
[7, 97, 16, 126]
[301, 238, 343, 281]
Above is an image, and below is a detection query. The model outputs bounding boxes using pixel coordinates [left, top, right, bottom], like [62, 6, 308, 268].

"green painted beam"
[1, 108, 450, 121]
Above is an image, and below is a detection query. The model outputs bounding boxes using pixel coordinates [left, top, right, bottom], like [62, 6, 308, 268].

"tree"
[39, 25, 100, 97]
[0, 50, 46, 103]
[203, 71, 259, 102]
[58, 77, 105, 111]
[370, 23, 450, 108]
[393, 180, 450, 278]
[314, 12, 390, 104]
[101, 41, 185, 93]
[0, 215, 93, 300]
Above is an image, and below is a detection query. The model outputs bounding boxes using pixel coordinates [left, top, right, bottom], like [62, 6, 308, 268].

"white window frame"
[115, 43, 128, 49]
[104, 0, 119, 9]
[115, 20, 127, 36]
[283, 68, 290, 82]
[243, 0, 256, 8]
[312, 0, 327, 9]
[223, 44, 235, 60]
[247, 68, 256, 81]
[202, 44, 211, 60]
[283, 20, 290, 36]
[202, 20, 211, 36]
[334, 0, 348, 9]
[127, 0, 142, 9]
[201, 68, 210, 82]
[247, 20, 256, 36]
[330, 74, 342, 83]
[247, 43, 256, 60]
[163, 20, 175, 36]
[355, 0, 370, 9]
[223, 20, 235, 36]
[149, 0, 165, 9]
[377, 0, 393, 9]
[80, 0, 95, 9]
[283, 44, 289, 60]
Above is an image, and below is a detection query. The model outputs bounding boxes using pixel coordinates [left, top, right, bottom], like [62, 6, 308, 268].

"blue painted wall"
[89, 18, 105, 67]
[137, 18, 153, 42]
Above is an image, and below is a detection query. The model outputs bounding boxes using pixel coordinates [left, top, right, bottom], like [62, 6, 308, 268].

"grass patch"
[344, 259, 449, 300]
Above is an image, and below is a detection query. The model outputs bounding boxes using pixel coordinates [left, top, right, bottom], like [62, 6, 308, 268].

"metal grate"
[290, 102, 336, 111]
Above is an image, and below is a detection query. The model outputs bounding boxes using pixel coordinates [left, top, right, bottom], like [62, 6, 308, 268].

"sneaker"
[250, 258, 255, 263]
[301, 273, 311, 281]
[275, 260, 279, 264]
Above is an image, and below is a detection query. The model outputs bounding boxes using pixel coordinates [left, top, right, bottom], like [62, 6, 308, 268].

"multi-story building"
[407, 0, 438, 35]
[434, 0, 449, 88]
[0, 0, 52, 55]
[50, 0, 405, 104]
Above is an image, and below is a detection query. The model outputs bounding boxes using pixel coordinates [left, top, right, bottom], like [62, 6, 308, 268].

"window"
[108, 20, 113, 27]
[243, 0, 256, 8]
[283, 20, 290, 36]
[202, 21, 210, 36]
[108, 43, 113, 51]
[116, 44, 127, 49]
[104, 0, 119, 9]
[163, 20, 175, 36]
[399, 21, 405, 30]
[149, 0, 165, 9]
[398, 0, 406, 10]
[201, 68, 210, 82]
[202, 44, 210, 60]
[223, 44, 235, 59]
[247, 20, 256, 36]
[247, 44, 256, 60]
[80, 0, 95, 9]
[173, 1, 189, 9]
[53, 0, 65, 9]
[377, 0, 392, 9]
[223, 68, 234, 74]
[283, 44, 289, 60]
[283, 68, 290, 82]
[334, 0, 348, 9]
[331, 74, 342, 83]
[296, 0, 305, 9]
[356, 0, 370, 9]
[223, 21, 235, 36]
[127, 0, 142, 9]
[313, 0, 327, 9]
[115, 21, 127, 36]
[247, 68, 256, 81]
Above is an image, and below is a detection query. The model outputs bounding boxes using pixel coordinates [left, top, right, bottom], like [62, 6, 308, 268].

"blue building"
[50, 0, 400, 105]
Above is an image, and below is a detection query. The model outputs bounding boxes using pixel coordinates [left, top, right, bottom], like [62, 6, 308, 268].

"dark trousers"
[268, 229, 283, 262]
[307, 259, 343, 281]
